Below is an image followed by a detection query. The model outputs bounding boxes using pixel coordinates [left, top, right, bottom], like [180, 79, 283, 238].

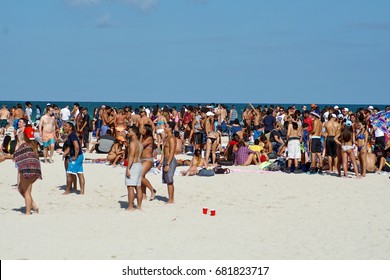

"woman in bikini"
[204, 130, 221, 168]
[106, 136, 126, 166]
[181, 149, 206, 176]
[354, 117, 368, 177]
[335, 120, 361, 178]
[154, 109, 167, 150]
[140, 124, 157, 200]
[114, 109, 127, 138]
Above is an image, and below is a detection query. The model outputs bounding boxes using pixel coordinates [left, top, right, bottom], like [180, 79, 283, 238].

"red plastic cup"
[210, 209, 216, 216]
[203, 207, 208, 215]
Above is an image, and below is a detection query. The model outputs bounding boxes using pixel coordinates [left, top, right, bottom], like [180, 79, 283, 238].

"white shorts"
[157, 128, 164, 134]
[125, 162, 142, 187]
[287, 139, 301, 159]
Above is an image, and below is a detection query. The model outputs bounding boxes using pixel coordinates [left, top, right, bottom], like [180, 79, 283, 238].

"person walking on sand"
[158, 122, 177, 204]
[125, 126, 143, 211]
[12, 126, 41, 215]
[63, 122, 85, 195]
[39, 105, 56, 163]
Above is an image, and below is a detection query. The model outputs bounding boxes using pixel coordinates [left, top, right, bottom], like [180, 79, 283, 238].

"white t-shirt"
[374, 127, 384, 137]
[25, 107, 33, 123]
[60, 107, 71, 121]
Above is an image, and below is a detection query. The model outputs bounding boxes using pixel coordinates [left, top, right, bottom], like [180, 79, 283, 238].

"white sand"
[1, 151, 390, 260]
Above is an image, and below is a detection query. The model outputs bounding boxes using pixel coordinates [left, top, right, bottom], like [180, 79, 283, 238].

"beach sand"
[1, 151, 390, 260]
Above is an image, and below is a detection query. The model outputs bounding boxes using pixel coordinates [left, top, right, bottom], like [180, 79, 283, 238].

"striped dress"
[14, 142, 42, 180]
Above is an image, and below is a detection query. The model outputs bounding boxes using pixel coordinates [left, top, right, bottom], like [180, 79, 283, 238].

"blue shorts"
[43, 138, 55, 147]
[13, 119, 19, 130]
[67, 154, 84, 174]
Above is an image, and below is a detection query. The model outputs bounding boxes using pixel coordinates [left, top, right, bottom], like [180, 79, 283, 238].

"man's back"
[98, 134, 115, 153]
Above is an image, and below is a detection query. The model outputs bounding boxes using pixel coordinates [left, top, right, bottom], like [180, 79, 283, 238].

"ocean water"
[1, 100, 387, 122]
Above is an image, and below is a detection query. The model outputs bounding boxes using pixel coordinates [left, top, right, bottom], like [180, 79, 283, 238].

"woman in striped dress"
[13, 126, 42, 215]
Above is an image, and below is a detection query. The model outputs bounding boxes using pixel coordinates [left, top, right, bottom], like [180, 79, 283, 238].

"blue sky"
[1, 0, 389, 104]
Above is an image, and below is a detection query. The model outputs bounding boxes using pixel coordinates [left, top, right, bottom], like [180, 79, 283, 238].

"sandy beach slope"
[0, 152, 390, 260]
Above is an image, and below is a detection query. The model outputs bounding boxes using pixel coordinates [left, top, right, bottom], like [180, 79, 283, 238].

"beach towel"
[370, 110, 390, 134]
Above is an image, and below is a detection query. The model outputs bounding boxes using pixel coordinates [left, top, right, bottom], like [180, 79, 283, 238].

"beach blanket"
[370, 110, 390, 134]
[84, 158, 107, 164]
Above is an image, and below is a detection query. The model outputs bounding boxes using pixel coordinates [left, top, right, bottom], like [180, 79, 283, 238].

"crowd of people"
[1, 101, 390, 214]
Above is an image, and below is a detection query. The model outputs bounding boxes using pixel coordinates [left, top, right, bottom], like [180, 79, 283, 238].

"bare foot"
[149, 189, 156, 201]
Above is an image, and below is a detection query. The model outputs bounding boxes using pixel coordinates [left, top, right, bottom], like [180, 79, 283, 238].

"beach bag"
[216, 159, 234, 166]
[197, 168, 215, 177]
[213, 166, 230, 174]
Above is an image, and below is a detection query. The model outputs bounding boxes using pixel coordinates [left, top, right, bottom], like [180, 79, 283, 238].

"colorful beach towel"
[370, 110, 390, 134]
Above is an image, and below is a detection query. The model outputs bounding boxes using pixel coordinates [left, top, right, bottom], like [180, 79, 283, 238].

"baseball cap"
[368, 106, 374, 110]
[310, 111, 320, 118]
[206, 111, 215, 116]
[334, 105, 339, 109]
[345, 120, 352, 127]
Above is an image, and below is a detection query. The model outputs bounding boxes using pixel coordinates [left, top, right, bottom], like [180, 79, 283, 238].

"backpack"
[213, 166, 230, 174]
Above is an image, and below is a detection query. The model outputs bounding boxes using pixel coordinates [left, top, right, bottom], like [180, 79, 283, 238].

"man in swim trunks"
[158, 122, 177, 204]
[324, 113, 340, 173]
[63, 121, 85, 195]
[308, 111, 323, 174]
[39, 105, 57, 163]
[125, 126, 143, 211]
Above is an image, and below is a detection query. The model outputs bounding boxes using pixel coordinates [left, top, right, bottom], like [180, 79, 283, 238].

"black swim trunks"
[326, 136, 337, 158]
[311, 137, 322, 153]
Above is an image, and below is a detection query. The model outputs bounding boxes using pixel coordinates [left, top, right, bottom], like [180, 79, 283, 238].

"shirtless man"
[125, 126, 143, 211]
[286, 121, 301, 173]
[324, 114, 340, 173]
[308, 111, 323, 174]
[0, 105, 10, 136]
[131, 108, 141, 127]
[13, 104, 25, 131]
[101, 106, 114, 136]
[39, 105, 56, 163]
[138, 109, 155, 133]
[158, 122, 177, 204]
[249, 102, 261, 129]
